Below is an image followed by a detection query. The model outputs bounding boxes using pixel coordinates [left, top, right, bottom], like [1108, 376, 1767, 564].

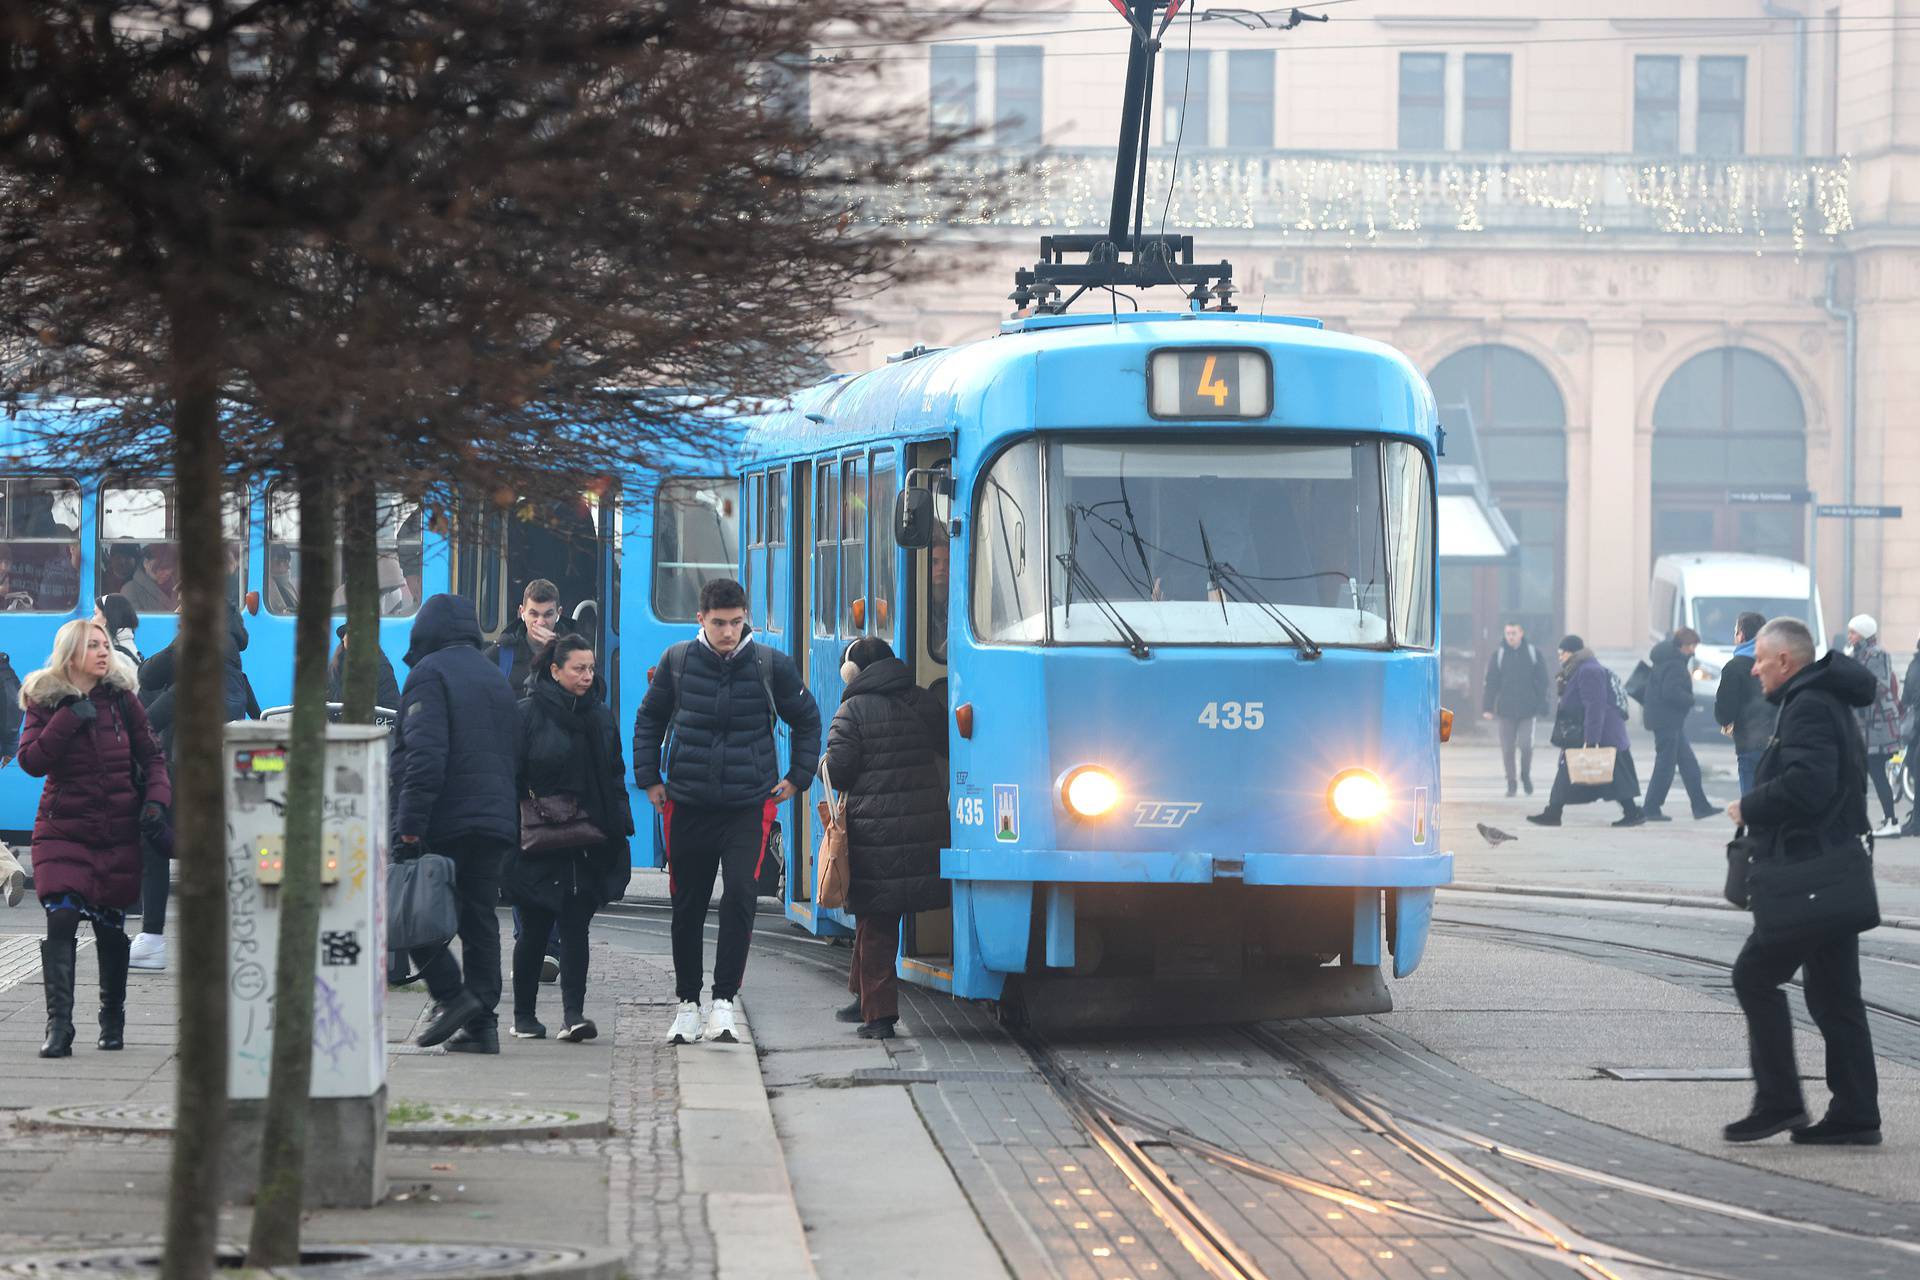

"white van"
[1647, 553, 1827, 715]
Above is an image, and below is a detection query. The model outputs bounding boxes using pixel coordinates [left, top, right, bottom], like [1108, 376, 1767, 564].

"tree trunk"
[245, 461, 336, 1266]
[340, 480, 380, 723]
[161, 310, 229, 1280]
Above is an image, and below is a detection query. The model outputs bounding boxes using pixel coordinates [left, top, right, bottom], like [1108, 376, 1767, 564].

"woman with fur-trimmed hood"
[16, 619, 170, 1059]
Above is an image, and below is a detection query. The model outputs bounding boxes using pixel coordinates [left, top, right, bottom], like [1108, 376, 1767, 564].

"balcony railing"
[886, 149, 1853, 253]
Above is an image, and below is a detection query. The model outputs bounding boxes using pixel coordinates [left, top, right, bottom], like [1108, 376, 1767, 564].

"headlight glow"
[1328, 769, 1389, 823]
[1060, 766, 1121, 819]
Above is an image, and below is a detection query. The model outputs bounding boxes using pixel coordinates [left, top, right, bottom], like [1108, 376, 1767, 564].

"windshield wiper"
[1054, 545, 1151, 661]
[1195, 518, 1324, 660]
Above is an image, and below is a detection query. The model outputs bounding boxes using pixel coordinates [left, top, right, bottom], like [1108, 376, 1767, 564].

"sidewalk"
[0, 916, 812, 1279]
[1442, 728, 1920, 917]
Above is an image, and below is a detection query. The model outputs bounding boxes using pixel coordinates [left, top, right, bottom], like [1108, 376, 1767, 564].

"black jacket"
[821, 658, 949, 916]
[507, 668, 636, 911]
[138, 602, 253, 754]
[1481, 640, 1549, 719]
[632, 635, 821, 809]
[482, 620, 539, 698]
[327, 643, 401, 712]
[390, 594, 521, 846]
[1741, 652, 1874, 861]
[1714, 651, 1777, 755]
[1641, 639, 1697, 733]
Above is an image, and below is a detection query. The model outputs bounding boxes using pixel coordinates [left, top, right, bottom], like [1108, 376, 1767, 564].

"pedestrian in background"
[484, 578, 562, 697]
[1724, 618, 1881, 1146]
[821, 637, 949, 1040]
[506, 633, 634, 1043]
[1845, 615, 1903, 838]
[1527, 635, 1644, 828]
[634, 578, 820, 1047]
[1642, 627, 1716, 822]
[1716, 611, 1777, 799]
[1480, 621, 1550, 797]
[1902, 631, 1920, 838]
[16, 619, 169, 1057]
[93, 594, 142, 670]
[326, 622, 400, 711]
[391, 594, 521, 1054]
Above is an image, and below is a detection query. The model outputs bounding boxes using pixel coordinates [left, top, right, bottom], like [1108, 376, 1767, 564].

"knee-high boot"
[95, 928, 129, 1050]
[40, 937, 76, 1059]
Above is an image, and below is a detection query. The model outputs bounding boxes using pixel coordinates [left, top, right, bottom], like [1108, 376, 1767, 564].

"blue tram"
[740, 312, 1454, 1021]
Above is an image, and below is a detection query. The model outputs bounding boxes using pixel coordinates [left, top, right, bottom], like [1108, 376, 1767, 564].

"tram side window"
[840, 455, 866, 635]
[1384, 442, 1435, 649]
[652, 477, 739, 623]
[763, 468, 784, 634]
[813, 463, 837, 638]
[744, 472, 763, 626]
[0, 477, 82, 613]
[99, 483, 247, 613]
[870, 454, 896, 642]
[264, 485, 425, 617]
[971, 440, 1046, 643]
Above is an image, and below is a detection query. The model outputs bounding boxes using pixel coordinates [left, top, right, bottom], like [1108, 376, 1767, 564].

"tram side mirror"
[894, 487, 936, 549]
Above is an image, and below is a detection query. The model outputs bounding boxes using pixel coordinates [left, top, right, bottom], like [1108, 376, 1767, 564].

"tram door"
[789, 461, 817, 904]
[902, 442, 954, 971]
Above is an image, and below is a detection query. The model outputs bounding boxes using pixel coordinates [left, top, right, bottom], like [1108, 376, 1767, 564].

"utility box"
[221, 721, 390, 1208]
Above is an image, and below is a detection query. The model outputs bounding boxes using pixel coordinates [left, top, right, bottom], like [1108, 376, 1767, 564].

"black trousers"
[138, 833, 169, 935]
[1732, 928, 1880, 1127]
[410, 838, 509, 1028]
[1494, 716, 1535, 786]
[1866, 752, 1897, 824]
[513, 890, 596, 1022]
[1644, 726, 1709, 816]
[665, 799, 775, 1004]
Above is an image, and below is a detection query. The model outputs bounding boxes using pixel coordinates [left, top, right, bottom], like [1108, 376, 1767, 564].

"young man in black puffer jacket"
[821, 636, 949, 1039]
[633, 578, 820, 1047]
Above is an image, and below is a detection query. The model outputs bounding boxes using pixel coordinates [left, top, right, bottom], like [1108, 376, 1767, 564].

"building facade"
[821, 0, 1920, 681]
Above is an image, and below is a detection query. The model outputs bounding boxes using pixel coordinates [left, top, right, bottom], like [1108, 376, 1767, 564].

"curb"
[1446, 880, 1920, 932]
[15, 1103, 611, 1146]
[0, 1242, 625, 1279]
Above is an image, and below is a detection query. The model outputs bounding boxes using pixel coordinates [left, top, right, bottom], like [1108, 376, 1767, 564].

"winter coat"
[506, 669, 636, 912]
[17, 663, 170, 908]
[1741, 652, 1874, 861]
[482, 621, 540, 698]
[632, 634, 821, 809]
[1556, 651, 1631, 753]
[326, 642, 401, 712]
[137, 603, 251, 753]
[820, 657, 950, 917]
[1714, 644, 1778, 755]
[1641, 640, 1698, 734]
[1850, 638, 1902, 754]
[389, 594, 521, 847]
[1481, 640, 1550, 720]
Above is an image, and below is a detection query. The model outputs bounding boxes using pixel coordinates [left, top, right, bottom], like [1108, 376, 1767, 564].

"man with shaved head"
[1722, 617, 1881, 1146]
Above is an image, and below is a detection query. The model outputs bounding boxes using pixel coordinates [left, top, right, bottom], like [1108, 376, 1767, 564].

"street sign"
[1816, 503, 1903, 519]
[1726, 488, 1812, 504]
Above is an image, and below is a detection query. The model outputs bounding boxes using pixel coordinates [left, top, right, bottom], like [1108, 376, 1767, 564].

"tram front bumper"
[941, 847, 1452, 887]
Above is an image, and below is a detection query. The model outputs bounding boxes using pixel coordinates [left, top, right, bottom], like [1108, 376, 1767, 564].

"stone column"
[1581, 326, 1640, 649]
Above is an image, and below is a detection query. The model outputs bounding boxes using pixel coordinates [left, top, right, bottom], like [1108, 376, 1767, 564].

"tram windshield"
[973, 437, 1434, 649]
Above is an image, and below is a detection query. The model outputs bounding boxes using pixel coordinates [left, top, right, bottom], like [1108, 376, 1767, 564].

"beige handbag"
[1565, 747, 1619, 786]
[814, 761, 851, 910]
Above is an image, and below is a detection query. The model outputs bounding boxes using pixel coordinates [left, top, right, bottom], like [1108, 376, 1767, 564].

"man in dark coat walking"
[821, 636, 949, 1038]
[1715, 611, 1776, 799]
[1724, 617, 1881, 1146]
[1481, 621, 1550, 796]
[391, 593, 522, 1053]
[1642, 627, 1715, 821]
[634, 578, 820, 1046]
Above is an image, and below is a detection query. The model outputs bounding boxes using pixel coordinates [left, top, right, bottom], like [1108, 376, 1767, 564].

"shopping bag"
[814, 762, 850, 911]
[1565, 746, 1618, 786]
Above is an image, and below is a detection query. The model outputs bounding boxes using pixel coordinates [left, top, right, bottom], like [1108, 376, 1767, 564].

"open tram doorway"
[455, 489, 619, 672]
[901, 441, 954, 980]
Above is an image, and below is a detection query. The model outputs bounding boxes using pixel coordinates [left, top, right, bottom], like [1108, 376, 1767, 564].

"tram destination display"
[1148, 347, 1272, 420]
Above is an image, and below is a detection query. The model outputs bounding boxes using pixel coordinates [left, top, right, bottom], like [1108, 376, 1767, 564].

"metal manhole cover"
[26, 1104, 174, 1135]
[21, 1102, 607, 1143]
[0, 1243, 621, 1278]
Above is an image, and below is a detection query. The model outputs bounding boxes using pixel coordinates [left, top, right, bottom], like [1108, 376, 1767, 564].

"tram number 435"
[1197, 701, 1265, 730]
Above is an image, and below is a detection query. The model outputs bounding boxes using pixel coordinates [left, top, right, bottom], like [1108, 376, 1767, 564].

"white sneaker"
[127, 933, 167, 971]
[666, 1001, 703, 1045]
[3, 865, 22, 908]
[1875, 821, 1902, 839]
[704, 998, 740, 1043]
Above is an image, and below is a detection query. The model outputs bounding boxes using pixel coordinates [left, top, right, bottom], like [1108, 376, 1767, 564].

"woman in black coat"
[505, 633, 635, 1043]
[820, 636, 948, 1039]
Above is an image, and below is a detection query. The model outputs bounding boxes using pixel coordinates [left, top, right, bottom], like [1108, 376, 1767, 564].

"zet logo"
[1134, 801, 1203, 829]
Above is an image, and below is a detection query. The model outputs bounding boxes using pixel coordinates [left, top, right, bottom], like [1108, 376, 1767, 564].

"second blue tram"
[740, 310, 1454, 1022]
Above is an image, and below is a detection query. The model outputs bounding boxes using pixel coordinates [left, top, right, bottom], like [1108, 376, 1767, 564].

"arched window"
[1428, 345, 1568, 665]
[1651, 348, 1806, 560]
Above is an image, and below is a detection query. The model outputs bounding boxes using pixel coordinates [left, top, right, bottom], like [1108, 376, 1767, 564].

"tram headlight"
[1059, 765, 1121, 819]
[1328, 769, 1389, 823]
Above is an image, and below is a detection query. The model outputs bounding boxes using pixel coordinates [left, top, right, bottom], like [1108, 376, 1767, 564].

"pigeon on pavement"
[1476, 822, 1517, 846]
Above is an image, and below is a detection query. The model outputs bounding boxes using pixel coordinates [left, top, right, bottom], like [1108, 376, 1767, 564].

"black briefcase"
[1724, 826, 1766, 909]
[1746, 842, 1880, 944]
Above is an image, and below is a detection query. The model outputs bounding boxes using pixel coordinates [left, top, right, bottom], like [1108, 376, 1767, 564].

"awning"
[1438, 492, 1517, 562]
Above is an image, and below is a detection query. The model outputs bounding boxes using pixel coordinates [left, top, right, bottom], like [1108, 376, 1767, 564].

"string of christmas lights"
[881, 152, 1854, 256]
